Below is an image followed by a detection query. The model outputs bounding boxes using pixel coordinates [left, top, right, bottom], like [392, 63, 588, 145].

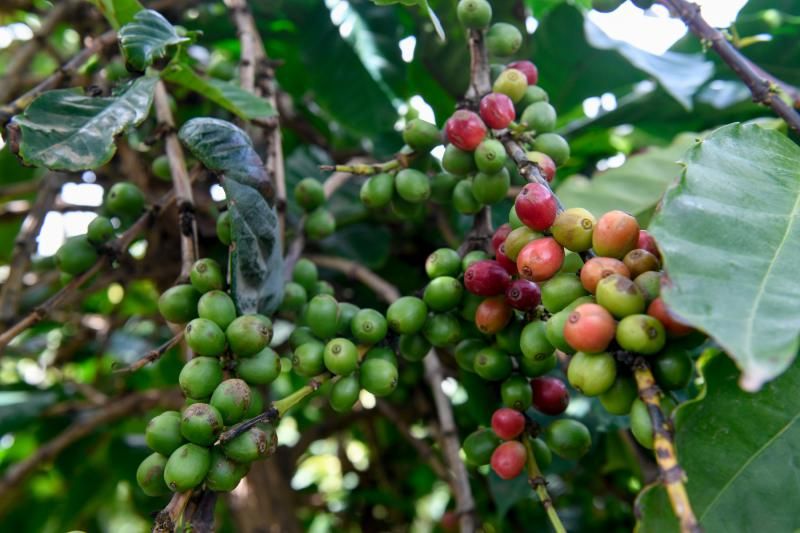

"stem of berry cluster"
[523, 438, 566, 533]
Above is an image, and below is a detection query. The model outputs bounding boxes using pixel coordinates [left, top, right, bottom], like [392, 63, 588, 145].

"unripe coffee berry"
[426, 247, 461, 278]
[505, 278, 541, 311]
[501, 375, 533, 411]
[456, 0, 492, 29]
[474, 346, 513, 381]
[486, 23, 522, 57]
[164, 443, 210, 492]
[452, 180, 482, 214]
[475, 139, 507, 173]
[360, 358, 398, 397]
[521, 101, 556, 133]
[87, 216, 114, 244]
[532, 133, 570, 166]
[146, 411, 183, 456]
[180, 402, 223, 445]
[190, 258, 224, 294]
[137, 452, 169, 496]
[395, 168, 431, 203]
[472, 168, 511, 205]
[592, 210, 640, 259]
[567, 351, 616, 396]
[360, 172, 394, 208]
[599, 375, 638, 415]
[504, 226, 541, 260]
[351, 308, 389, 344]
[305, 207, 336, 240]
[544, 419, 591, 460]
[491, 441, 527, 480]
[206, 448, 248, 492]
[463, 428, 502, 466]
[106, 182, 145, 218]
[386, 296, 428, 334]
[491, 407, 525, 440]
[424, 276, 463, 312]
[223, 425, 277, 462]
[159, 284, 201, 324]
[323, 337, 359, 375]
[402, 118, 441, 152]
[293, 340, 325, 377]
[198, 290, 237, 330]
[479, 92, 516, 130]
[493, 68, 527, 103]
[596, 274, 646, 318]
[531, 376, 569, 415]
[464, 259, 510, 296]
[306, 294, 339, 339]
[635, 271, 662, 303]
[563, 303, 616, 353]
[423, 313, 462, 347]
[226, 314, 272, 357]
[507, 60, 538, 85]
[516, 237, 564, 282]
[475, 296, 513, 334]
[445, 110, 486, 151]
[216, 211, 232, 246]
[236, 347, 281, 385]
[515, 183, 557, 231]
[551, 207, 596, 252]
[185, 318, 227, 356]
[442, 144, 477, 175]
[580, 256, 630, 293]
[329, 374, 361, 413]
[211, 378, 252, 425]
[647, 298, 693, 336]
[540, 273, 588, 313]
[56, 236, 98, 275]
[294, 178, 325, 211]
[526, 151, 556, 182]
[651, 346, 693, 390]
[616, 314, 666, 355]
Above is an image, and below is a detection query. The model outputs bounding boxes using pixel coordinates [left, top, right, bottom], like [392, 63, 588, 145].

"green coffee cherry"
[423, 276, 463, 312]
[517, 85, 549, 111]
[531, 437, 553, 469]
[425, 248, 461, 279]
[442, 144, 477, 175]
[616, 314, 666, 355]
[521, 102, 557, 133]
[146, 411, 184, 456]
[106, 182, 145, 218]
[599, 375, 638, 415]
[472, 168, 510, 205]
[305, 207, 336, 240]
[596, 274, 645, 318]
[180, 403, 223, 446]
[457, 0, 492, 29]
[216, 211, 232, 246]
[158, 284, 201, 323]
[306, 294, 339, 339]
[152, 155, 172, 181]
[56, 236, 98, 275]
[289, 326, 315, 349]
[190, 258, 224, 293]
[651, 347, 693, 390]
[210, 379, 252, 425]
[245, 386, 264, 419]
[398, 333, 431, 362]
[474, 346, 513, 381]
[336, 302, 359, 336]
[279, 282, 307, 313]
[137, 452, 170, 496]
[544, 419, 591, 460]
[395, 169, 431, 203]
[486, 23, 523, 57]
[474, 139, 507, 174]
[403, 118, 441, 152]
[179, 357, 223, 400]
[198, 290, 237, 329]
[294, 178, 325, 211]
[463, 428, 501, 466]
[237, 347, 281, 385]
[518, 351, 557, 378]
[206, 448, 248, 492]
[430, 173, 459, 204]
[360, 173, 394, 208]
[164, 443, 211, 492]
[360, 358, 398, 397]
[223, 425, 277, 463]
[634, 271, 662, 303]
[293, 340, 326, 377]
[501, 375, 533, 411]
[323, 337, 359, 375]
[496, 319, 523, 355]
[422, 313, 462, 347]
[504, 227, 541, 261]
[452, 179, 482, 214]
[541, 273, 589, 313]
[316, 280, 335, 297]
[533, 133, 570, 166]
[330, 374, 361, 412]
[386, 296, 428, 334]
[461, 250, 489, 272]
[87, 216, 114, 244]
[493, 68, 527, 102]
[560, 252, 584, 274]
[364, 346, 397, 366]
[551, 208, 596, 252]
[508, 204, 523, 229]
[351, 308, 388, 344]
[292, 258, 319, 294]
[226, 314, 272, 357]
[454, 338, 486, 372]
[567, 351, 617, 396]
[185, 318, 227, 356]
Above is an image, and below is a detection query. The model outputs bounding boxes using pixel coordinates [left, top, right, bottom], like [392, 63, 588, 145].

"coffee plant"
[1, 0, 799, 531]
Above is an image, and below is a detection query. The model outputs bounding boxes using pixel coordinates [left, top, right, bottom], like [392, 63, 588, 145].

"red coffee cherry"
[491, 407, 526, 440]
[648, 297, 693, 336]
[563, 303, 616, 353]
[495, 244, 517, 275]
[514, 183, 557, 231]
[531, 376, 569, 415]
[637, 230, 661, 260]
[475, 296, 513, 334]
[491, 441, 527, 480]
[479, 92, 516, 130]
[527, 151, 556, 182]
[464, 259, 511, 296]
[507, 60, 538, 85]
[445, 109, 487, 151]
[516, 237, 564, 282]
[505, 279, 541, 311]
[580, 256, 631, 293]
[492, 223, 513, 252]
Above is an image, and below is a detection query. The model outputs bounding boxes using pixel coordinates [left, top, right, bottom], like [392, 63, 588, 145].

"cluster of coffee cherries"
[293, 177, 336, 241]
[137, 256, 279, 496]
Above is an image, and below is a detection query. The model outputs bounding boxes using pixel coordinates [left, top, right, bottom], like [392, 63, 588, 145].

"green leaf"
[9, 76, 158, 171]
[178, 118, 283, 315]
[118, 9, 189, 72]
[556, 132, 696, 224]
[636, 353, 800, 531]
[650, 123, 800, 390]
[162, 62, 275, 120]
[90, 0, 143, 29]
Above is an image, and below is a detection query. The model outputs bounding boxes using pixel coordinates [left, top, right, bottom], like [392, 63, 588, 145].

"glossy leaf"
[119, 9, 189, 72]
[650, 123, 800, 390]
[90, 0, 143, 28]
[178, 118, 283, 314]
[9, 76, 158, 171]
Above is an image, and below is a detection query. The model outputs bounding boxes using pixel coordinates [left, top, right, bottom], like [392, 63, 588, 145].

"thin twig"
[523, 437, 566, 533]
[304, 254, 400, 303]
[115, 331, 185, 373]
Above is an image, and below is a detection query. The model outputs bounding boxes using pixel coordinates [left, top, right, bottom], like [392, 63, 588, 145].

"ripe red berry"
[514, 183, 557, 231]
[445, 110, 487, 151]
[508, 60, 538, 85]
[464, 259, 511, 296]
[479, 92, 516, 130]
[648, 297, 693, 337]
[475, 296, 513, 334]
[531, 376, 569, 415]
[563, 303, 616, 353]
[491, 441, 527, 480]
[495, 244, 517, 275]
[516, 237, 564, 282]
[637, 230, 660, 259]
[527, 151, 556, 182]
[492, 223, 513, 252]
[505, 279, 541, 311]
[580, 256, 630, 293]
[491, 407, 526, 440]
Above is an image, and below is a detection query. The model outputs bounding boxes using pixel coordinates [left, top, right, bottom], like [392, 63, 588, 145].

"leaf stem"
[523, 438, 566, 533]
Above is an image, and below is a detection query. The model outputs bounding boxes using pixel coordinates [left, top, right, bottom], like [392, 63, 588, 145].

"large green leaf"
[162, 62, 275, 120]
[90, 0, 143, 29]
[650, 123, 800, 390]
[119, 9, 189, 72]
[178, 118, 283, 315]
[556, 132, 695, 224]
[636, 353, 800, 531]
[8, 76, 158, 171]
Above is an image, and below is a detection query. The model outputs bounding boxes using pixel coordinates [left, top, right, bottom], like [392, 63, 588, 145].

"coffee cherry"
[527, 151, 556, 182]
[159, 284, 201, 323]
[592, 0, 625, 13]
[551, 208, 596, 252]
[630, 396, 677, 449]
[323, 337, 359, 375]
[386, 296, 428, 334]
[541, 273, 588, 313]
[360, 172, 394, 208]
[403, 118, 441, 152]
[475, 139, 508, 174]
[505, 279, 541, 311]
[236, 347, 281, 385]
[567, 351, 617, 396]
[293, 340, 325, 377]
[227, 314, 272, 357]
[289, 326, 315, 349]
[464, 259, 510, 296]
[395, 333, 428, 362]
[56, 236, 98, 275]
[516, 237, 564, 282]
[459, 292, 483, 323]
[519, 351, 557, 378]
[616, 314, 666, 355]
[623, 249, 660, 278]
[452, 179, 482, 214]
[364, 346, 397, 366]
[545, 296, 594, 353]
[206, 448, 248, 492]
[426, 247, 461, 279]
[463, 428, 502, 466]
[637, 229, 660, 259]
[292, 258, 318, 293]
[521, 101, 556, 133]
[472, 168, 510, 205]
[279, 282, 307, 313]
[634, 271, 661, 303]
[564, 303, 615, 353]
[451, 338, 483, 372]
[475, 296, 513, 334]
[137, 452, 170, 496]
[329, 374, 361, 412]
[504, 226, 541, 260]
[596, 274, 646, 318]
[316, 280, 335, 296]
[486, 23, 522, 57]
[456, 0, 492, 29]
[305, 207, 336, 240]
[520, 320, 553, 359]
[146, 411, 184, 456]
[494, 319, 522, 355]
[474, 346, 513, 381]
[423, 276, 463, 312]
[106, 182, 145, 218]
[651, 346, 693, 390]
[336, 302, 360, 336]
[442, 144, 477, 175]
[190, 258, 224, 295]
[580, 256, 630, 293]
[517, 85, 549, 111]
[185, 318, 227, 356]
[491, 441, 526, 480]
[560, 252, 584, 274]
[430, 173, 458, 204]
[210, 379, 251, 425]
[216, 211, 232, 246]
[395, 169, 431, 203]
[599, 375, 637, 415]
[592, 210, 640, 259]
[491, 407, 526, 439]
[462, 250, 489, 272]
[164, 443, 211, 492]
[223, 425, 277, 462]
[196, 290, 235, 329]
[306, 294, 339, 339]
[647, 298, 693, 336]
[508, 60, 538, 85]
[501, 375, 533, 411]
[508, 204, 523, 229]
[515, 183, 557, 231]
[532, 133, 570, 166]
[491, 245, 513, 275]
[445, 110, 486, 151]
[179, 357, 222, 399]
[493, 68, 527, 102]
[181, 402, 223, 445]
[490, 223, 513, 253]
[531, 376, 569, 415]
[479, 92, 516, 130]
[544, 419, 591, 460]
[294, 177, 325, 211]
[349, 308, 387, 344]
[87, 216, 114, 244]
[423, 313, 462, 347]
[360, 358, 398, 396]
